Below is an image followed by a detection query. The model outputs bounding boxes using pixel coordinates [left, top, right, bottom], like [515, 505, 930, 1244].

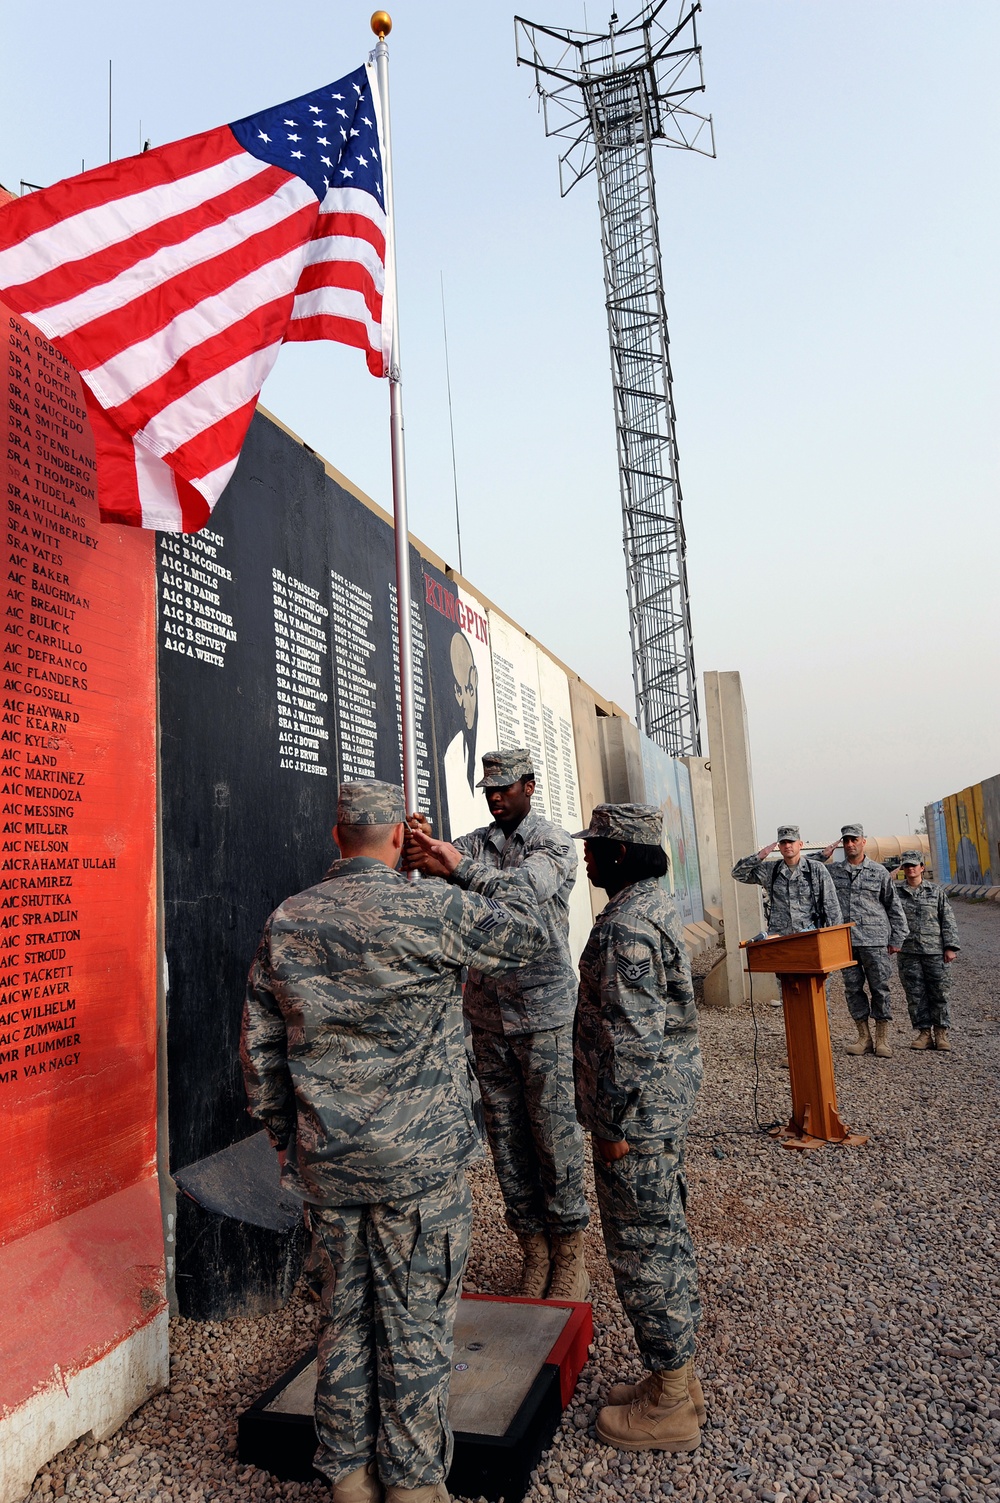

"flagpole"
[371, 10, 418, 819]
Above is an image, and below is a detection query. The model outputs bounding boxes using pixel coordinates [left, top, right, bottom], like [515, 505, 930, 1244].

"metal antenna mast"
[515, 2, 713, 756]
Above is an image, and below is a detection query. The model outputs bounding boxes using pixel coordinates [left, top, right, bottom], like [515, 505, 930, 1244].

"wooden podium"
[742, 924, 867, 1150]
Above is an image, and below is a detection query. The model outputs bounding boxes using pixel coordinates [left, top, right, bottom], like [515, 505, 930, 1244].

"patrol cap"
[841, 823, 865, 839]
[776, 825, 801, 842]
[573, 803, 663, 846]
[477, 748, 534, 788]
[336, 779, 405, 826]
[900, 850, 925, 866]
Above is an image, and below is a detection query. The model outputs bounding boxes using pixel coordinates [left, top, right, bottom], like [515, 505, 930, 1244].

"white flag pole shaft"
[372, 13, 417, 819]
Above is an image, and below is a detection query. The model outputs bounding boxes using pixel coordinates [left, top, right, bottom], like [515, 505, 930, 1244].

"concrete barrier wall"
[925, 776, 1000, 887]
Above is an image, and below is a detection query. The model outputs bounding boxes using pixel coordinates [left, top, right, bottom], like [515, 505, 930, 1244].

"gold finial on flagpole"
[371, 11, 392, 38]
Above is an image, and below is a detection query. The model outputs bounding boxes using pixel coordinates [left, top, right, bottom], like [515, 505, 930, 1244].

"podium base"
[769, 1120, 869, 1151]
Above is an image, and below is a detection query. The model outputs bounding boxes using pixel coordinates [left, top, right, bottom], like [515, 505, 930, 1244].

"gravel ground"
[25, 899, 1000, 1503]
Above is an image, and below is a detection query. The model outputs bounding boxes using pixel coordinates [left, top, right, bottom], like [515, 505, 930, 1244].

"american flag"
[0, 64, 389, 532]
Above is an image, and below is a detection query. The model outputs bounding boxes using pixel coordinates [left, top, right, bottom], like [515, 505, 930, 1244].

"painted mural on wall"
[638, 734, 705, 927]
[925, 774, 1000, 886]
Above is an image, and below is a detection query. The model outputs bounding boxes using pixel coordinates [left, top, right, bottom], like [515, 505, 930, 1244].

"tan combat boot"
[384, 1487, 449, 1503]
[333, 1462, 383, 1503]
[910, 1029, 933, 1050]
[845, 1017, 873, 1055]
[607, 1360, 706, 1425]
[546, 1231, 591, 1301]
[933, 1027, 951, 1051]
[873, 1020, 893, 1058]
[516, 1232, 551, 1297]
[596, 1366, 700, 1452]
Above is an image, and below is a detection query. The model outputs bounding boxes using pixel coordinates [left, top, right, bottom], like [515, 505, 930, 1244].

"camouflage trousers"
[843, 946, 893, 1022]
[471, 1023, 589, 1238]
[594, 1140, 701, 1373]
[897, 952, 952, 1031]
[310, 1171, 472, 1489]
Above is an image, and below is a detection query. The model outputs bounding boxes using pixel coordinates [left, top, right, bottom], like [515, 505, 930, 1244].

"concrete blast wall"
[702, 672, 775, 1007]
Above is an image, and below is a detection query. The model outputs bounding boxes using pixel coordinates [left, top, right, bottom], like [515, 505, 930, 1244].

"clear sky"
[3, 1, 997, 842]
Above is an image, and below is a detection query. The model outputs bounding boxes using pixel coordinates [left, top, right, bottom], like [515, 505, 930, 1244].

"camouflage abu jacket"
[451, 809, 578, 1034]
[896, 880, 960, 955]
[574, 877, 702, 1150]
[241, 856, 547, 1205]
[731, 853, 842, 934]
[821, 856, 908, 948]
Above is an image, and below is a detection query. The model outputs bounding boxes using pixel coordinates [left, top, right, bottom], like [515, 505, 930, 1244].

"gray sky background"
[3, 2, 997, 843]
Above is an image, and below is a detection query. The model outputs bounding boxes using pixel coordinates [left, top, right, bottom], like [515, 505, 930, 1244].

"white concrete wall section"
[487, 613, 593, 967]
[684, 757, 722, 929]
[0, 1312, 168, 1503]
[703, 671, 767, 1007]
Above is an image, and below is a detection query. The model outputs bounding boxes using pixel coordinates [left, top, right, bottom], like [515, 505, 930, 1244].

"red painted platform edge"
[0, 1175, 166, 1417]
[460, 1292, 594, 1410]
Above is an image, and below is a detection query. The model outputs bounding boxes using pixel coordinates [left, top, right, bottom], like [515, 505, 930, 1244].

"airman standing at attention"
[241, 780, 547, 1503]
[895, 850, 960, 1051]
[573, 804, 705, 1456]
[405, 748, 591, 1302]
[815, 824, 908, 1059]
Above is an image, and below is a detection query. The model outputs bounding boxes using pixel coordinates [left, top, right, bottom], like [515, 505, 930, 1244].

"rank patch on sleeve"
[617, 955, 651, 984]
[474, 896, 503, 933]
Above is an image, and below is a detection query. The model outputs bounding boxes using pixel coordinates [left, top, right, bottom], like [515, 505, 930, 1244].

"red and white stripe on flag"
[0, 64, 389, 532]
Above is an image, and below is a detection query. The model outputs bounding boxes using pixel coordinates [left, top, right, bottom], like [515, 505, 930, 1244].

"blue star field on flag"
[229, 65, 384, 205]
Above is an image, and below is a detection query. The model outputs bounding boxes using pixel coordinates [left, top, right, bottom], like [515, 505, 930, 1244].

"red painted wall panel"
[0, 291, 158, 1249]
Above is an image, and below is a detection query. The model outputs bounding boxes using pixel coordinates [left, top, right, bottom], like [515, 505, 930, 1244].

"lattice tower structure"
[515, 4, 713, 757]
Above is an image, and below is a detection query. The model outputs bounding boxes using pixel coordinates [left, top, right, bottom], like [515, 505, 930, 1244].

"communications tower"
[515, 3, 713, 756]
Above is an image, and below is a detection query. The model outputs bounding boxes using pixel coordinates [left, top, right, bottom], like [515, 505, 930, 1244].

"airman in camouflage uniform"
[816, 824, 907, 1058]
[241, 779, 547, 1503]
[896, 850, 960, 1051]
[572, 804, 704, 1455]
[405, 748, 589, 1302]
[732, 825, 841, 934]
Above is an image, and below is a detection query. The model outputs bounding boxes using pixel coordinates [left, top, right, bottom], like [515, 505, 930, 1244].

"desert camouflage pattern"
[337, 778, 406, 825]
[731, 853, 842, 935]
[897, 880, 961, 955]
[476, 747, 534, 787]
[311, 1170, 471, 1488]
[452, 810, 578, 1034]
[843, 945, 894, 1022]
[471, 1025, 588, 1236]
[574, 876, 702, 1372]
[897, 953, 952, 1031]
[595, 1143, 701, 1372]
[241, 855, 547, 1204]
[823, 856, 908, 948]
[573, 802, 663, 846]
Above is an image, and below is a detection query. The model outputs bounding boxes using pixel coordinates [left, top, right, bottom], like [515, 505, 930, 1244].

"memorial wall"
[0, 258, 704, 1417]
[0, 295, 164, 1502]
[157, 408, 606, 1310]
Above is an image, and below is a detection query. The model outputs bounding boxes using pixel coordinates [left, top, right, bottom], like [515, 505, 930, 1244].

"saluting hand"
[818, 840, 841, 861]
[757, 841, 779, 860]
